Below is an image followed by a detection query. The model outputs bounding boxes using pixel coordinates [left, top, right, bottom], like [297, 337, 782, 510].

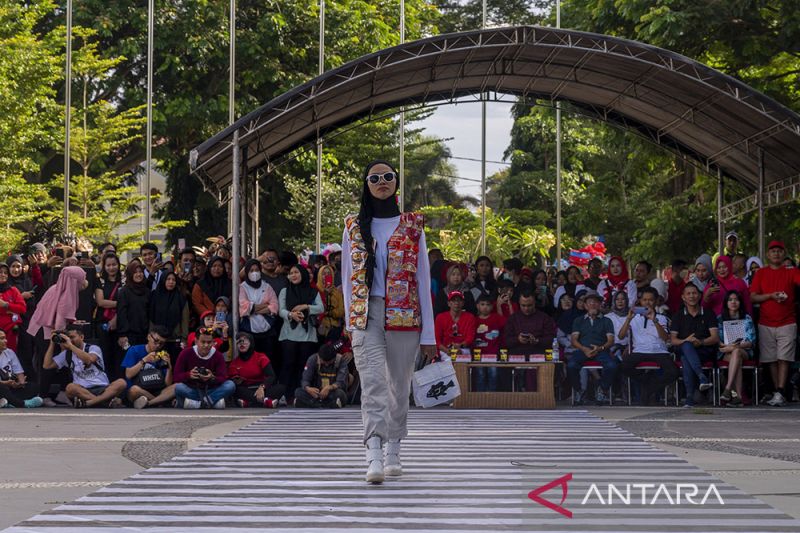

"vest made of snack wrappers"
[344, 212, 424, 331]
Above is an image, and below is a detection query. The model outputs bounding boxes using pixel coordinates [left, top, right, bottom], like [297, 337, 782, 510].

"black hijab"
[198, 256, 232, 302]
[357, 160, 401, 292]
[243, 258, 262, 289]
[6, 255, 32, 293]
[125, 264, 149, 297]
[556, 292, 582, 334]
[285, 266, 318, 330]
[150, 272, 185, 334]
[236, 331, 255, 361]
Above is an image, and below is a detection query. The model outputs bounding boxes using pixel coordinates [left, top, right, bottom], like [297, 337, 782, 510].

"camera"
[51, 330, 68, 343]
[196, 366, 211, 377]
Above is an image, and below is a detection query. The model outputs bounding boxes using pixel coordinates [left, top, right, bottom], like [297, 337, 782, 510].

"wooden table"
[452, 361, 556, 409]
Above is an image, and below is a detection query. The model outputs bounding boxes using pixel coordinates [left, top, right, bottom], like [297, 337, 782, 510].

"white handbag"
[412, 358, 461, 408]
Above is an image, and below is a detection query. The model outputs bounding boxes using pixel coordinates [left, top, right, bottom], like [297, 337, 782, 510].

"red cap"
[768, 240, 785, 250]
[447, 290, 464, 301]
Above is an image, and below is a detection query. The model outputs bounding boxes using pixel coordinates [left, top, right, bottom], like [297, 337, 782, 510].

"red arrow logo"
[527, 473, 573, 518]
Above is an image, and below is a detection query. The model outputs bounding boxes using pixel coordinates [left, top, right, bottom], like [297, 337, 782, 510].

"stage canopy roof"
[190, 25, 800, 197]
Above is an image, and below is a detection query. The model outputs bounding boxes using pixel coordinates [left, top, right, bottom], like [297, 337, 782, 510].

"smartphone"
[633, 307, 648, 316]
[183, 262, 192, 274]
[215, 311, 226, 323]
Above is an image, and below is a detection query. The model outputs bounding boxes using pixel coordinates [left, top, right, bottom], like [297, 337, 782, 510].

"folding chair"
[674, 359, 717, 406]
[627, 361, 669, 406]
[715, 359, 759, 405]
[570, 360, 614, 406]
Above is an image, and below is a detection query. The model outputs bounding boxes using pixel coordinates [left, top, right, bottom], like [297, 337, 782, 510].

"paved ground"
[1, 405, 799, 531]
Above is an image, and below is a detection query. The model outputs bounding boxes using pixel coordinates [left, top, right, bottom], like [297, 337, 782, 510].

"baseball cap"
[768, 240, 785, 250]
[725, 231, 738, 240]
[447, 290, 464, 301]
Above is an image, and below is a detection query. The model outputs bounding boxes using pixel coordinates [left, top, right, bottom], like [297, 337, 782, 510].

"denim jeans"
[677, 343, 715, 403]
[567, 351, 618, 392]
[473, 366, 498, 392]
[175, 380, 235, 407]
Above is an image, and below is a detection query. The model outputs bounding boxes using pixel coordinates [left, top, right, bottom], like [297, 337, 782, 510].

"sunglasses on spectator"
[366, 172, 397, 184]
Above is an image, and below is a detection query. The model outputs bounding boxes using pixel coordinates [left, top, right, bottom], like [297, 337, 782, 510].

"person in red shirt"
[666, 259, 688, 315]
[0, 263, 27, 352]
[750, 240, 800, 406]
[228, 332, 285, 408]
[434, 291, 477, 354]
[472, 294, 506, 354]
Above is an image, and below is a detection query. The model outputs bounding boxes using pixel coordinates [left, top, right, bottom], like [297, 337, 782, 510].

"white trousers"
[351, 297, 420, 445]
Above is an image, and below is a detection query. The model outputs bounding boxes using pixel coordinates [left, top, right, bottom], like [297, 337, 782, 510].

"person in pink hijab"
[27, 266, 88, 338]
[702, 256, 752, 316]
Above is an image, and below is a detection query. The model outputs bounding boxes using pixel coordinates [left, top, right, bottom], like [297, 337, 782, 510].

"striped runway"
[6, 409, 800, 532]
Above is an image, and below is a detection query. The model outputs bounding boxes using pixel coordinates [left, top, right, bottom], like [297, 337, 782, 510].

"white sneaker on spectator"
[183, 399, 202, 409]
[698, 380, 713, 392]
[0, 398, 8, 408]
[133, 396, 149, 410]
[767, 391, 787, 407]
[213, 398, 226, 409]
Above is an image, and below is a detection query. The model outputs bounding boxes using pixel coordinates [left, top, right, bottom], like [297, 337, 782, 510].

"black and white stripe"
[7, 410, 800, 532]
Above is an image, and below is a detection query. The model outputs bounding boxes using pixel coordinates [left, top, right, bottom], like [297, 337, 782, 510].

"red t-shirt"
[227, 352, 271, 386]
[434, 311, 478, 348]
[667, 278, 686, 315]
[750, 266, 800, 327]
[473, 313, 507, 354]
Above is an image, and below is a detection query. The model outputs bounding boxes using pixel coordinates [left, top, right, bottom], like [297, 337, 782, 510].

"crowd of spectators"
[1, 229, 798, 410]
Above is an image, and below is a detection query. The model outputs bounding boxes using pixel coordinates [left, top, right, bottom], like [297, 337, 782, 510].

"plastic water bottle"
[551, 337, 560, 362]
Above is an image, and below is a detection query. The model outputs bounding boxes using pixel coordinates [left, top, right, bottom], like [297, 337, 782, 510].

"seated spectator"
[294, 342, 348, 408]
[702, 256, 752, 316]
[718, 290, 756, 406]
[239, 257, 280, 345]
[173, 327, 235, 409]
[495, 279, 518, 318]
[434, 291, 477, 354]
[690, 254, 714, 292]
[121, 326, 176, 409]
[434, 264, 477, 316]
[192, 256, 232, 317]
[187, 310, 230, 352]
[568, 290, 617, 404]
[553, 265, 585, 308]
[505, 291, 556, 356]
[43, 324, 126, 408]
[671, 283, 719, 407]
[0, 262, 27, 354]
[606, 291, 631, 358]
[229, 332, 285, 408]
[0, 330, 43, 408]
[555, 293, 580, 356]
[598, 256, 637, 311]
[620, 287, 679, 405]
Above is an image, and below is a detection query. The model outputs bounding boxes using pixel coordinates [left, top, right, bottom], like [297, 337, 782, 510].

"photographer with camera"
[42, 324, 126, 408]
[173, 327, 234, 409]
[0, 330, 43, 408]
[294, 341, 349, 408]
[121, 326, 176, 409]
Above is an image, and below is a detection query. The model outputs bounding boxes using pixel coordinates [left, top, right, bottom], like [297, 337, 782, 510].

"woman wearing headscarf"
[150, 272, 189, 345]
[6, 255, 36, 372]
[434, 263, 477, 316]
[554, 292, 580, 356]
[702, 255, 752, 316]
[116, 264, 151, 366]
[341, 160, 436, 484]
[690, 253, 714, 292]
[191, 256, 232, 317]
[26, 266, 87, 340]
[228, 331, 285, 408]
[278, 264, 324, 405]
[607, 290, 631, 358]
[745, 256, 762, 286]
[0, 262, 27, 353]
[597, 256, 638, 310]
[316, 264, 344, 342]
[552, 265, 585, 308]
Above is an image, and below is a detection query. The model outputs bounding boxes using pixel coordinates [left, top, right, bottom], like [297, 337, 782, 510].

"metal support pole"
[231, 130, 241, 340]
[241, 145, 248, 255]
[398, 0, 405, 211]
[64, 0, 73, 233]
[227, 0, 236, 239]
[758, 149, 765, 260]
[555, 0, 562, 266]
[480, 0, 487, 255]
[716, 168, 723, 255]
[145, 0, 154, 241]
[315, 0, 324, 253]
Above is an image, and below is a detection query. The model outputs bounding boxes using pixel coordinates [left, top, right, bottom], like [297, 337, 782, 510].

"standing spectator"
[598, 256, 637, 311]
[328, 249, 343, 288]
[470, 256, 497, 303]
[531, 269, 554, 314]
[666, 259, 688, 314]
[750, 240, 800, 406]
[0, 330, 43, 408]
[690, 254, 714, 292]
[434, 264, 477, 316]
[495, 279, 518, 318]
[568, 291, 617, 405]
[228, 332, 285, 408]
[239, 258, 280, 355]
[620, 287, 680, 405]
[502, 258, 532, 303]
[505, 291, 556, 356]
[95, 254, 122, 377]
[294, 342, 349, 408]
[117, 263, 151, 361]
[257, 249, 287, 374]
[434, 291, 477, 354]
[149, 272, 190, 345]
[316, 264, 344, 342]
[43, 324, 126, 408]
[553, 265, 585, 308]
[732, 253, 748, 281]
[0, 262, 27, 353]
[718, 290, 755, 406]
[121, 326, 176, 409]
[583, 257, 604, 290]
[671, 283, 719, 407]
[633, 261, 653, 299]
[745, 256, 762, 286]
[139, 243, 163, 290]
[712, 231, 739, 265]
[191, 256, 232, 317]
[702, 256, 752, 316]
[173, 327, 235, 408]
[6, 255, 37, 373]
[278, 265, 324, 403]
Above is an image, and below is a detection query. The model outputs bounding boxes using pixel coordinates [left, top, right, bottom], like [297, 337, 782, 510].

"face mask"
[248, 272, 261, 283]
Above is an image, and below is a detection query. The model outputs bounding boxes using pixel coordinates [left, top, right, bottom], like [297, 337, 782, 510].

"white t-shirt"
[606, 313, 629, 345]
[629, 313, 670, 354]
[53, 344, 109, 389]
[0, 349, 24, 378]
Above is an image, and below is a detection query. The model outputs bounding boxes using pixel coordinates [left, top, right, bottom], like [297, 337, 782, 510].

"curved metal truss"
[190, 25, 800, 201]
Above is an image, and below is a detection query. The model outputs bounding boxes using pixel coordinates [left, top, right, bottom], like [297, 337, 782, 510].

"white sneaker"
[365, 436, 384, 484]
[767, 391, 787, 407]
[0, 398, 8, 408]
[183, 399, 202, 409]
[213, 398, 226, 409]
[384, 440, 402, 477]
[133, 396, 149, 410]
